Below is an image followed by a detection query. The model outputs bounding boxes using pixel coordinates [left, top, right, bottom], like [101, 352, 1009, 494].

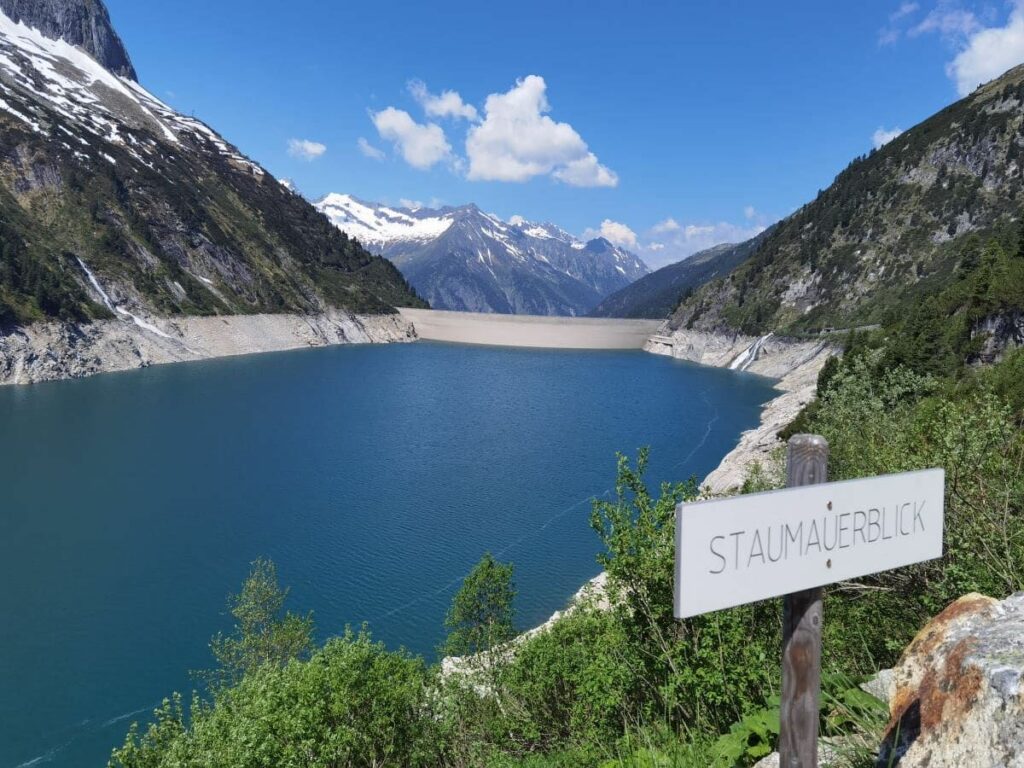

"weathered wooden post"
[675, 434, 943, 768]
[780, 434, 829, 768]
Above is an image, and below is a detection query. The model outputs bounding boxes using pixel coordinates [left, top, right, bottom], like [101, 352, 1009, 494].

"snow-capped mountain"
[0, 1, 422, 328]
[317, 194, 650, 315]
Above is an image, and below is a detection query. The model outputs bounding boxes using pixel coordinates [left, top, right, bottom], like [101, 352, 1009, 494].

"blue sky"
[105, 0, 1024, 267]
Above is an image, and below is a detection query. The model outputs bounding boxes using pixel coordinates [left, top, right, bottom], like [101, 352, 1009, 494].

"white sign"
[675, 468, 945, 618]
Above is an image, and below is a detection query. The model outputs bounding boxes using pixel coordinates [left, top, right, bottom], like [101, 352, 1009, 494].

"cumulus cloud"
[890, 1, 1024, 95]
[371, 107, 452, 170]
[872, 126, 904, 148]
[408, 80, 479, 121]
[583, 219, 638, 249]
[947, 4, 1024, 95]
[465, 75, 618, 187]
[357, 137, 385, 160]
[287, 138, 327, 161]
[652, 218, 681, 234]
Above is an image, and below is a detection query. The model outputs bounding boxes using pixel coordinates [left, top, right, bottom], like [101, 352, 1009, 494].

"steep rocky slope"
[671, 64, 1024, 336]
[0, 0, 135, 78]
[318, 194, 648, 315]
[0, 3, 425, 333]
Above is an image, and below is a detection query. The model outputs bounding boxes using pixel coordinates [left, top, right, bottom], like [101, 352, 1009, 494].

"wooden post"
[779, 434, 829, 768]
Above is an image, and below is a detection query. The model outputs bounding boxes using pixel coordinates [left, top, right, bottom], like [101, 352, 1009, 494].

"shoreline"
[0, 310, 416, 386]
[645, 328, 836, 494]
[445, 326, 838, 665]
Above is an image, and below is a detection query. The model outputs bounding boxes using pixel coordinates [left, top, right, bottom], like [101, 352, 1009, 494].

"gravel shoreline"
[0, 310, 416, 386]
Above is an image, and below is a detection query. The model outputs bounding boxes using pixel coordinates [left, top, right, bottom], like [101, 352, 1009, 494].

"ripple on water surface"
[0, 341, 777, 768]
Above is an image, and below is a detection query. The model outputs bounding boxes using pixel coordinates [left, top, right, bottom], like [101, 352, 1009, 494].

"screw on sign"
[674, 434, 945, 768]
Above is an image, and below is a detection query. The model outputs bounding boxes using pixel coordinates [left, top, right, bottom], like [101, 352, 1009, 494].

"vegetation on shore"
[108, 230, 1024, 767]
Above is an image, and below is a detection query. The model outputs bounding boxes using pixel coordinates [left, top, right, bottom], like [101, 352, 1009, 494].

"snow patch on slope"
[317, 193, 454, 246]
[0, 9, 264, 175]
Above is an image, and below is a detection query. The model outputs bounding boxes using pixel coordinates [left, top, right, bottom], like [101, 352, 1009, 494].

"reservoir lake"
[0, 341, 777, 768]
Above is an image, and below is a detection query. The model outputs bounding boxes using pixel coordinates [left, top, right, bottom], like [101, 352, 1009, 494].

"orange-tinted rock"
[878, 592, 1024, 767]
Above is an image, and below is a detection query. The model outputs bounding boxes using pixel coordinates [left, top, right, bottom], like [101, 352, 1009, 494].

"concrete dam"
[398, 308, 662, 350]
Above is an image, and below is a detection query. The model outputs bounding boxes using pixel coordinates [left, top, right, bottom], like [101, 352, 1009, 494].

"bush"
[111, 629, 440, 768]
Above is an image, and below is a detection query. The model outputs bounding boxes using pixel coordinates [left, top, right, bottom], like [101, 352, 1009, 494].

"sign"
[674, 468, 945, 618]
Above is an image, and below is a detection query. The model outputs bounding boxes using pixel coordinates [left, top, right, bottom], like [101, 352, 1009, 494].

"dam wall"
[398, 308, 662, 350]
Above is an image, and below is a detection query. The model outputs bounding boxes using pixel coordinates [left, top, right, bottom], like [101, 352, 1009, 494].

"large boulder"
[877, 592, 1024, 767]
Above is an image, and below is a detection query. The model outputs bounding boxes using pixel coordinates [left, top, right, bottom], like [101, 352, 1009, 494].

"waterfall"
[729, 332, 773, 372]
[76, 257, 116, 312]
[75, 257, 175, 340]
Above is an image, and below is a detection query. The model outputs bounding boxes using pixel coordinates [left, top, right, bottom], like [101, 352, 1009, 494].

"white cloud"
[396, 197, 443, 210]
[642, 220, 769, 269]
[465, 75, 618, 187]
[744, 205, 758, 220]
[509, 214, 527, 226]
[371, 107, 452, 170]
[552, 153, 619, 187]
[357, 137, 385, 160]
[408, 80, 479, 121]
[872, 126, 904, 148]
[894, 1, 920, 20]
[879, 2, 921, 44]
[287, 138, 327, 161]
[652, 217, 681, 234]
[910, 5, 981, 40]
[947, 5, 1024, 95]
[583, 219, 638, 249]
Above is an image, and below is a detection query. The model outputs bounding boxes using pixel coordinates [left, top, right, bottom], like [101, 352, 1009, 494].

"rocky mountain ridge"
[670, 64, 1024, 337]
[318, 193, 649, 315]
[0, 0, 135, 79]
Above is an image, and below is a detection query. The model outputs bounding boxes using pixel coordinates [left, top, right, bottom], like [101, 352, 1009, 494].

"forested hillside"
[589, 235, 764, 319]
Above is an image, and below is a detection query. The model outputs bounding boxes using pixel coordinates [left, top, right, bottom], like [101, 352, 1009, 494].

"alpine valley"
[316, 193, 650, 315]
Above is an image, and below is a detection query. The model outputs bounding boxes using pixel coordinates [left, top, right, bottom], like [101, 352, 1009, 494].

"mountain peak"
[315, 192, 650, 315]
[0, 0, 136, 80]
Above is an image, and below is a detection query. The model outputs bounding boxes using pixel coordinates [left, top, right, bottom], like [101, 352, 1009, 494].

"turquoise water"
[0, 341, 776, 768]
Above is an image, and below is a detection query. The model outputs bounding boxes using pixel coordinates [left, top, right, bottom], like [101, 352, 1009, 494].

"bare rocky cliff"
[0, 0, 136, 78]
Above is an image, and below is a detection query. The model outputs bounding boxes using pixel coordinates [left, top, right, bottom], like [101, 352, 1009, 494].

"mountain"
[317, 194, 649, 315]
[589, 235, 765, 319]
[670, 64, 1024, 337]
[0, 2, 423, 329]
[0, 0, 135, 79]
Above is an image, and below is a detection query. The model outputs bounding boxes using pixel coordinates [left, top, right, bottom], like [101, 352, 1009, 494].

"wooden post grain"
[780, 434, 829, 768]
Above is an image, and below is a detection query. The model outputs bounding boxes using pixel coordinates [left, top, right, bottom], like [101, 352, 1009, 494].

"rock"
[0, 0, 136, 79]
[877, 592, 1024, 767]
[0, 312, 417, 386]
[860, 668, 894, 705]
